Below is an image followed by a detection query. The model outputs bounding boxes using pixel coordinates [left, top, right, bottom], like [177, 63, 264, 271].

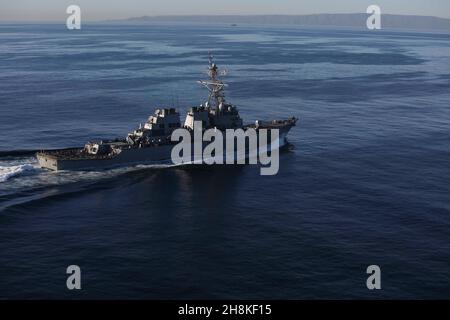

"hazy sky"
[1, 0, 450, 21]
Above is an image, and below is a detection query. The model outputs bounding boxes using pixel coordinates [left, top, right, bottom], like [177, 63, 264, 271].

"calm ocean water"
[0, 23, 449, 299]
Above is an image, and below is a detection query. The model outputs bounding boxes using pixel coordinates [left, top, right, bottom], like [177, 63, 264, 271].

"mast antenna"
[198, 52, 228, 113]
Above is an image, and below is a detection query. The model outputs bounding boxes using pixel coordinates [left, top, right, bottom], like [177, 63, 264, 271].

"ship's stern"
[36, 152, 59, 171]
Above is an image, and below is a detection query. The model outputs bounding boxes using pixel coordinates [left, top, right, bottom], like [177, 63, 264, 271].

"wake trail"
[0, 164, 40, 183]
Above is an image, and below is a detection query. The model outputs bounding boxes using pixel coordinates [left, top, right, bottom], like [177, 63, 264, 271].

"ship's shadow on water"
[133, 165, 246, 207]
[0, 162, 265, 214]
[0, 144, 294, 213]
[123, 144, 295, 206]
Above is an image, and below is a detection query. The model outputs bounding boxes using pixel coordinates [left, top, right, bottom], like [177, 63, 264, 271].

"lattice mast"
[198, 53, 228, 113]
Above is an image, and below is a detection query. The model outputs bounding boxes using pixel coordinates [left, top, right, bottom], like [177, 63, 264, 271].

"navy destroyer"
[37, 56, 297, 171]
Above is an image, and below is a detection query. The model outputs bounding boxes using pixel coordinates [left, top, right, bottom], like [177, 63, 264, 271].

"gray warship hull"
[37, 124, 293, 171]
[37, 144, 175, 171]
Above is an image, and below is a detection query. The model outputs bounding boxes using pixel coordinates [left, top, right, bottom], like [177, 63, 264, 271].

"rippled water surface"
[0, 24, 449, 298]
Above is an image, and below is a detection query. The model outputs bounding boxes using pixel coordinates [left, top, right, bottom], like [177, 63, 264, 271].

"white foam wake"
[0, 164, 37, 183]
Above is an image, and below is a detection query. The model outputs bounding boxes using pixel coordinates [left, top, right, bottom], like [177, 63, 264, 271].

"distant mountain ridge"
[109, 14, 450, 31]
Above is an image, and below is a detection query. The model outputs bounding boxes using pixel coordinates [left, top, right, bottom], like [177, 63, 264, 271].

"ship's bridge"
[126, 108, 181, 145]
[143, 108, 181, 136]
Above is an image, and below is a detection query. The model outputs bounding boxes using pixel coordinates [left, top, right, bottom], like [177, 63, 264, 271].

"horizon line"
[2, 12, 450, 24]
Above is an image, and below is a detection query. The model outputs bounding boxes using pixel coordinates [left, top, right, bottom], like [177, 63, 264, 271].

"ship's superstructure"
[126, 108, 181, 146]
[36, 55, 297, 171]
[185, 54, 243, 130]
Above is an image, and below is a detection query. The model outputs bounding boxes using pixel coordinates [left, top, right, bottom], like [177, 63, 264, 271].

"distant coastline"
[105, 14, 450, 31]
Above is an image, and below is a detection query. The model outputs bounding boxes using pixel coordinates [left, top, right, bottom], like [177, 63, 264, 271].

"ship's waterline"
[171, 122, 283, 175]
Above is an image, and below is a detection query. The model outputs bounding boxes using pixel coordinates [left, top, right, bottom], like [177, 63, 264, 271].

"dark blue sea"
[0, 23, 449, 299]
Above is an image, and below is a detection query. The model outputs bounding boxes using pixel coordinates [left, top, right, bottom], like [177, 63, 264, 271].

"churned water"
[0, 23, 449, 299]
